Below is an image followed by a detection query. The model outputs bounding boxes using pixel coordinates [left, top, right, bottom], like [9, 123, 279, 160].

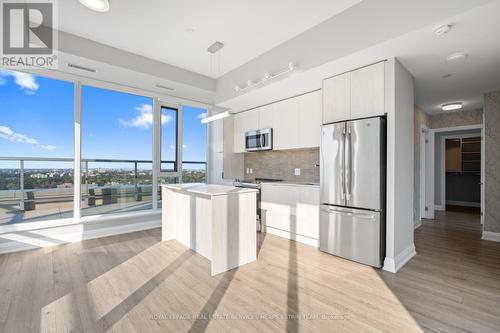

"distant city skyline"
[0, 70, 207, 170]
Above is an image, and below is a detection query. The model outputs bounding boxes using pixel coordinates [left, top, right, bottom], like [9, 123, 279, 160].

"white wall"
[383, 59, 416, 273]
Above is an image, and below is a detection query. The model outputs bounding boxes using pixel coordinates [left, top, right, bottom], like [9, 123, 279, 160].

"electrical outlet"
[250, 168, 253, 174]
[294, 168, 301, 176]
[246, 168, 250, 174]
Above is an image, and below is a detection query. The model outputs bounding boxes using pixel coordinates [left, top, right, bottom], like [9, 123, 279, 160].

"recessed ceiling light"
[79, 0, 110, 12]
[446, 52, 468, 63]
[442, 102, 462, 111]
[434, 24, 453, 36]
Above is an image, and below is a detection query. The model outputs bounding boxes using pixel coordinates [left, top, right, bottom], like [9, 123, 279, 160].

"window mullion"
[73, 81, 82, 220]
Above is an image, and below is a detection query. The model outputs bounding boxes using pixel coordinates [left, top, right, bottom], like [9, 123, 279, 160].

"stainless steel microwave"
[245, 128, 273, 151]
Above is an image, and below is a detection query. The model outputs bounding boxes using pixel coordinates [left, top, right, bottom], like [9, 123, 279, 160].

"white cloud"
[197, 112, 207, 120]
[182, 144, 187, 149]
[0, 124, 56, 150]
[40, 145, 56, 150]
[119, 104, 172, 129]
[0, 69, 39, 93]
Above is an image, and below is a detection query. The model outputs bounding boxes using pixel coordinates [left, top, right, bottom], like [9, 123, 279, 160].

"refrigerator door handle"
[340, 127, 346, 200]
[321, 206, 375, 219]
[345, 126, 352, 201]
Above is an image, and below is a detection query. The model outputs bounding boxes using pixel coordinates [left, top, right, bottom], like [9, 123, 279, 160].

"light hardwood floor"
[0, 208, 499, 332]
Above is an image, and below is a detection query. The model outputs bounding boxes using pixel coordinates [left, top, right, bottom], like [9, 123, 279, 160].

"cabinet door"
[296, 186, 320, 239]
[298, 90, 322, 148]
[273, 97, 299, 150]
[322, 72, 351, 124]
[258, 104, 273, 129]
[233, 113, 246, 153]
[233, 109, 258, 153]
[261, 184, 298, 232]
[350, 62, 385, 119]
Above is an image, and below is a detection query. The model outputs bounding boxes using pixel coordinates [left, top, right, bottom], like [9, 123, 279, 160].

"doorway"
[420, 125, 484, 226]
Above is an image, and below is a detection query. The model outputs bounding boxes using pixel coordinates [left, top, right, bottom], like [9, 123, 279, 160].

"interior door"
[320, 122, 346, 206]
[346, 117, 384, 211]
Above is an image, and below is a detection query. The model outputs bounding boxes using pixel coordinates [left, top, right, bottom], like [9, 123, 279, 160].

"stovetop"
[235, 178, 283, 184]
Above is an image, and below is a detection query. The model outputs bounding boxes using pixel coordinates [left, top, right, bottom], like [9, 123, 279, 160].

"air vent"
[67, 63, 96, 73]
[207, 41, 224, 54]
[155, 84, 175, 91]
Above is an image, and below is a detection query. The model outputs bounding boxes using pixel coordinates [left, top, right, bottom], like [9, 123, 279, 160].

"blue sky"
[0, 70, 207, 169]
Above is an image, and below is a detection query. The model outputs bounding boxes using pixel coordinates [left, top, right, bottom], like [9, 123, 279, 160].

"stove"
[233, 178, 283, 232]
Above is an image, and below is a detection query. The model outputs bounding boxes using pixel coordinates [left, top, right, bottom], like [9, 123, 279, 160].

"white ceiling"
[214, 0, 500, 115]
[398, 1, 500, 114]
[58, 0, 361, 78]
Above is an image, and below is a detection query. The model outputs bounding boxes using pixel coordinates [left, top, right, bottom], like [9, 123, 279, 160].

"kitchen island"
[161, 183, 258, 275]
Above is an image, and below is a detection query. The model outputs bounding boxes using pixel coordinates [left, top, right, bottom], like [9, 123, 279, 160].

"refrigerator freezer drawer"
[319, 205, 382, 267]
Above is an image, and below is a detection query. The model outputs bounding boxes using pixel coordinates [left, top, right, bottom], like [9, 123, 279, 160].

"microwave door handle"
[260, 133, 265, 148]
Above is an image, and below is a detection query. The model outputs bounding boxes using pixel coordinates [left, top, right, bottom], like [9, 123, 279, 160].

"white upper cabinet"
[323, 72, 351, 124]
[350, 61, 385, 120]
[232, 90, 322, 152]
[298, 90, 322, 148]
[322, 61, 385, 123]
[233, 109, 258, 153]
[258, 104, 274, 129]
[273, 96, 299, 150]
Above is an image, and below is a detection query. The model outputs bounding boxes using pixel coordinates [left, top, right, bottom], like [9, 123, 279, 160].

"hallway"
[380, 207, 500, 332]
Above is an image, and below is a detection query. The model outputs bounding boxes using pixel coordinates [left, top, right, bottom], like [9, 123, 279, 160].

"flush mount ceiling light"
[434, 24, 453, 36]
[441, 102, 463, 111]
[79, 0, 110, 12]
[446, 52, 468, 63]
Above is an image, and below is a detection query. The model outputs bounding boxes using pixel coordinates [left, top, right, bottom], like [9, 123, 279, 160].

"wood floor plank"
[0, 208, 499, 332]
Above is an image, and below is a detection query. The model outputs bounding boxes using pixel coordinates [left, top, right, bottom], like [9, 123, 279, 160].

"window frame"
[0, 68, 211, 234]
[159, 106, 180, 174]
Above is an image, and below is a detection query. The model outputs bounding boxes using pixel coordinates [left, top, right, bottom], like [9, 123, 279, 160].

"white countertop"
[161, 183, 258, 196]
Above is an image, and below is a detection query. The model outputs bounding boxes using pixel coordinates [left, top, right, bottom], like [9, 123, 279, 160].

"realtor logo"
[1, 0, 58, 68]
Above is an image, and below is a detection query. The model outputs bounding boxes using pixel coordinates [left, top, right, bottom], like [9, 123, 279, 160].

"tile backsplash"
[244, 148, 320, 182]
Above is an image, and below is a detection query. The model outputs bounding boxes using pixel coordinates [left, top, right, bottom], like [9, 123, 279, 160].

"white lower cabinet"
[261, 183, 319, 246]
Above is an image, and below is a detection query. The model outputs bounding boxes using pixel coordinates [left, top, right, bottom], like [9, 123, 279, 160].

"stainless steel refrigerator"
[319, 116, 386, 267]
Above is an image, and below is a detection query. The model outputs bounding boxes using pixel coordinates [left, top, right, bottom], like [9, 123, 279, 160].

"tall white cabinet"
[322, 61, 385, 124]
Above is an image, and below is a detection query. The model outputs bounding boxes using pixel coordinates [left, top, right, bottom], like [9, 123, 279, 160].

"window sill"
[0, 209, 161, 235]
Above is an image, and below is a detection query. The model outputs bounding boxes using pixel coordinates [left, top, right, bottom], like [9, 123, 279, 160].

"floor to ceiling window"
[0, 70, 74, 225]
[181, 105, 207, 183]
[81, 85, 153, 216]
[1, 70, 209, 226]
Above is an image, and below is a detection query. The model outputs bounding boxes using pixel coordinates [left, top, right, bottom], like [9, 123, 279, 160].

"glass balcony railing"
[0, 157, 206, 226]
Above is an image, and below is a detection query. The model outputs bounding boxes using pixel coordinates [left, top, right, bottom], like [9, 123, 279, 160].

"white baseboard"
[435, 205, 445, 211]
[265, 226, 318, 247]
[482, 231, 500, 243]
[383, 244, 416, 273]
[0, 219, 161, 255]
[446, 200, 480, 208]
[414, 219, 422, 230]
